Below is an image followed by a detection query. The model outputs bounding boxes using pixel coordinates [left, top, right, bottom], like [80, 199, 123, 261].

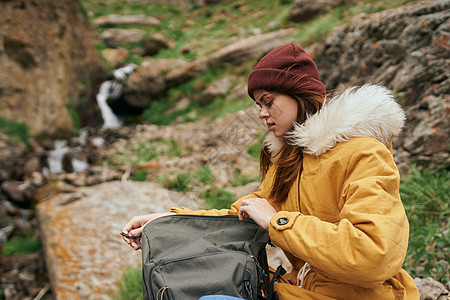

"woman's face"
[254, 89, 299, 138]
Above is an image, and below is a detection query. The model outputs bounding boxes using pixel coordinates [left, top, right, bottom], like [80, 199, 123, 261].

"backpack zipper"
[148, 251, 260, 299]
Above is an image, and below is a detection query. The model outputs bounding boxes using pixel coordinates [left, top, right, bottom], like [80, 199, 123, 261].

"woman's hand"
[238, 198, 276, 230]
[121, 212, 175, 250]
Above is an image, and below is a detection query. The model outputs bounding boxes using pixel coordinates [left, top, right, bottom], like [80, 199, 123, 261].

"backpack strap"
[267, 265, 286, 300]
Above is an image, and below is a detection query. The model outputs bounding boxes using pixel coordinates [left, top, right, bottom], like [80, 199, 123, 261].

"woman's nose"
[259, 107, 269, 119]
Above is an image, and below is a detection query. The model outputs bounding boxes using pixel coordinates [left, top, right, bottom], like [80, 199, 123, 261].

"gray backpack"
[141, 215, 270, 300]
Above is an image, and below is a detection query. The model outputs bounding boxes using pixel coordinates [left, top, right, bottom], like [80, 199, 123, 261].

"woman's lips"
[268, 124, 275, 131]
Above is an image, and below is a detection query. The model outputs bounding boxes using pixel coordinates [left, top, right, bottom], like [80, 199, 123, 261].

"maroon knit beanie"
[247, 43, 326, 101]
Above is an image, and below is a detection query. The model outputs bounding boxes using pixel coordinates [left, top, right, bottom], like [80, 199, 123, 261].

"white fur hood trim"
[264, 84, 406, 157]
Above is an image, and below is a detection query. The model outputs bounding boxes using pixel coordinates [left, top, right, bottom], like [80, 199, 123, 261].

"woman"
[122, 43, 419, 299]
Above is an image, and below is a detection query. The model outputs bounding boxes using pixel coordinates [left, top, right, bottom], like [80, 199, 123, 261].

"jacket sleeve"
[170, 165, 276, 216]
[268, 140, 410, 288]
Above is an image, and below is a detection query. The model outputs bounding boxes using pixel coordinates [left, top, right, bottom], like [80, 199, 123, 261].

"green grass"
[230, 171, 259, 187]
[247, 142, 262, 161]
[163, 173, 192, 192]
[401, 166, 449, 283]
[132, 169, 148, 182]
[0, 116, 31, 149]
[194, 165, 215, 185]
[65, 102, 81, 132]
[201, 188, 234, 209]
[113, 264, 142, 300]
[1, 232, 42, 256]
[124, 138, 181, 165]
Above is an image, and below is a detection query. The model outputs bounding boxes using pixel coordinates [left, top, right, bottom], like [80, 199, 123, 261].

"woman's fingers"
[238, 198, 276, 230]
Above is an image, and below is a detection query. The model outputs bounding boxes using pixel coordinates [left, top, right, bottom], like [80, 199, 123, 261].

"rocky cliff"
[310, 0, 449, 170]
[0, 0, 103, 137]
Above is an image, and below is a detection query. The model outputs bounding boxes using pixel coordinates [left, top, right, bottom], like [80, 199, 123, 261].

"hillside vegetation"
[82, 0, 417, 126]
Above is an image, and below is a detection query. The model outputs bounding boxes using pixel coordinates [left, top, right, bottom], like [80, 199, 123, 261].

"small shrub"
[194, 165, 215, 185]
[66, 102, 81, 132]
[247, 142, 262, 161]
[113, 264, 142, 300]
[166, 139, 181, 157]
[141, 99, 174, 125]
[131, 142, 158, 163]
[165, 173, 191, 192]
[401, 166, 449, 283]
[1, 232, 41, 256]
[132, 169, 148, 182]
[201, 188, 234, 209]
[230, 171, 259, 187]
[0, 116, 31, 149]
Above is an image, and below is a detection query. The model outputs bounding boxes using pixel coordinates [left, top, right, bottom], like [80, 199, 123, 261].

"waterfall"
[46, 140, 70, 174]
[96, 64, 136, 129]
[43, 65, 136, 175]
[44, 129, 90, 174]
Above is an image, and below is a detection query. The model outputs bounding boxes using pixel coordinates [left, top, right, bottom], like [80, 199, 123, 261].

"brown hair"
[259, 72, 324, 204]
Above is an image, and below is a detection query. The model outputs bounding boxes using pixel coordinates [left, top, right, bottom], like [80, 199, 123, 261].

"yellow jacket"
[172, 85, 419, 299]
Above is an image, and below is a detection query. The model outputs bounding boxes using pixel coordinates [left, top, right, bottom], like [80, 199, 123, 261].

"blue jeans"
[199, 296, 242, 300]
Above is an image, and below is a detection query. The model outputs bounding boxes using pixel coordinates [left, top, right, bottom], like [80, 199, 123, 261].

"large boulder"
[143, 33, 174, 56]
[37, 181, 198, 298]
[93, 14, 161, 26]
[123, 58, 188, 107]
[288, 0, 333, 23]
[414, 277, 449, 300]
[310, 0, 450, 170]
[100, 28, 147, 48]
[135, 0, 231, 11]
[101, 48, 129, 68]
[0, 0, 103, 136]
[208, 28, 296, 66]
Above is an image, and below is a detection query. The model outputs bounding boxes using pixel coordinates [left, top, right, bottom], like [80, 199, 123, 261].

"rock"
[33, 180, 77, 203]
[100, 28, 147, 48]
[61, 152, 74, 173]
[29, 171, 46, 187]
[0, 132, 26, 182]
[1, 181, 30, 208]
[134, 0, 230, 11]
[165, 57, 210, 87]
[123, 58, 188, 107]
[131, 47, 145, 57]
[0, 250, 50, 300]
[65, 173, 86, 187]
[180, 43, 196, 55]
[143, 33, 174, 56]
[208, 28, 296, 66]
[93, 14, 161, 26]
[310, 0, 450, 171]
[101, 48, 129, 68]
[85, 175, 103, 186]
[414, 277, 449, 300]
[288, 0, 332, 22]
[0, 0, 103, 136]
[0, 225, 14, 243]
[36, 181, 198, 299]
[266, 19, 281, 30]
[198, 76, 234, 105]
[23, 157, 42, 177]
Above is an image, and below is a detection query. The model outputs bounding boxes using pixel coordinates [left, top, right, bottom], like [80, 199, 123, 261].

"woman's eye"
[266, 100, 273, 107]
